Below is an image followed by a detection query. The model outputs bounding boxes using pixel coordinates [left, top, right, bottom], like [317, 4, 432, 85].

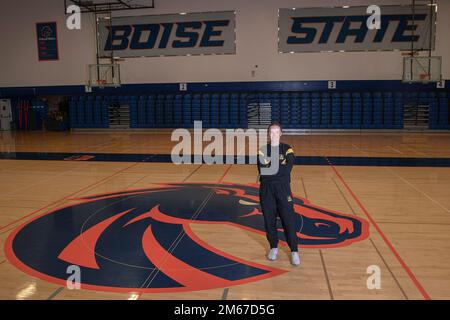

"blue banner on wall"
[36, 22, 59, 61]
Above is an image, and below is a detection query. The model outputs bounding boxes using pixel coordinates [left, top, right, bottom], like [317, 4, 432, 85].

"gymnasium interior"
[0, 0, 449, 303]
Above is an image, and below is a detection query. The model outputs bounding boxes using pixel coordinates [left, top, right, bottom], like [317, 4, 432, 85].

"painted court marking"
[136, 165, 228, 299]
[331, 177, 409, 299]
[0, 161, 142, 232]
[326, 158, 431, 300]
[3, 148, 437, 300]
[298, 175, 334, 300]
[386, 167, 450, 214]
[48, 164, 205, 300]
[309, 140, 431, 299]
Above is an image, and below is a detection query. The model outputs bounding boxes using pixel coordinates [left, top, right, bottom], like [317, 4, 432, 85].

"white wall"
[0, 0, 449, 87]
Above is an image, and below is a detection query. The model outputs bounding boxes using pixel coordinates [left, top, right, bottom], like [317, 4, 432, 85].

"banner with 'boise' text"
[98, 11, 235, 58]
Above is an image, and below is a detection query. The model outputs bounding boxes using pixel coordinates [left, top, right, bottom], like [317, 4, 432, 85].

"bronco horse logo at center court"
[5, 183, 369, 293]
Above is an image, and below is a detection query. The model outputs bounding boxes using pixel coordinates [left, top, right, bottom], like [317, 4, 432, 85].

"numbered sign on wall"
[328, 81, 337, 89]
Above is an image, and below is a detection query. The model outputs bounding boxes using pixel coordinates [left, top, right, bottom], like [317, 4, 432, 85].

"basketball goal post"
[64, 1, 155, 90]
[403, 56, 442, 84]
[88, 64, 121, 89]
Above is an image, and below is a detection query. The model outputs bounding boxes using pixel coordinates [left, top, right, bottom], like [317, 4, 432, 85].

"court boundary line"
[386, 167, 450, 214]
[300, 177, 308, 199]
[331, 177, 409, 300]
[299, 175, 334, 300]
[221, 288, 229, 300]
[41, 162, 155, 300]
[326, 159, 431, 300]
[0, 161, 143, 232]
[46, 287, 64, 300]
[136, 164, 231, 299]
[3, 152, 450, 167]
[374, 221, 450, 225]
[308, 137, 431, 300]
[135, 164, 204, 299]
[45, 164, 205, 300]
[7, 159, 434, 300]
[137, 189, 215, 289]
[318, 250, 334, 300]
[369, 238, 409, 300]
[1, 168, 76, 198]
[2, 161, 146, 300]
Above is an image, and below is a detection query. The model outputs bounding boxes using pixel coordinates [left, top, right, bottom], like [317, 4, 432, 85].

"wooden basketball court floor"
[1, 130, 450, 300]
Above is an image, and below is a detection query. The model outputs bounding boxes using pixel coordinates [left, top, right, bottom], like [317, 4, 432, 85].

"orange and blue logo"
[5, 183, 369, 293]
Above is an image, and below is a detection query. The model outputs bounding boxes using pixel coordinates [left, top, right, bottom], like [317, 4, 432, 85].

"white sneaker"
[291, 252, 301, 266]
[267, 248, 278, 261]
